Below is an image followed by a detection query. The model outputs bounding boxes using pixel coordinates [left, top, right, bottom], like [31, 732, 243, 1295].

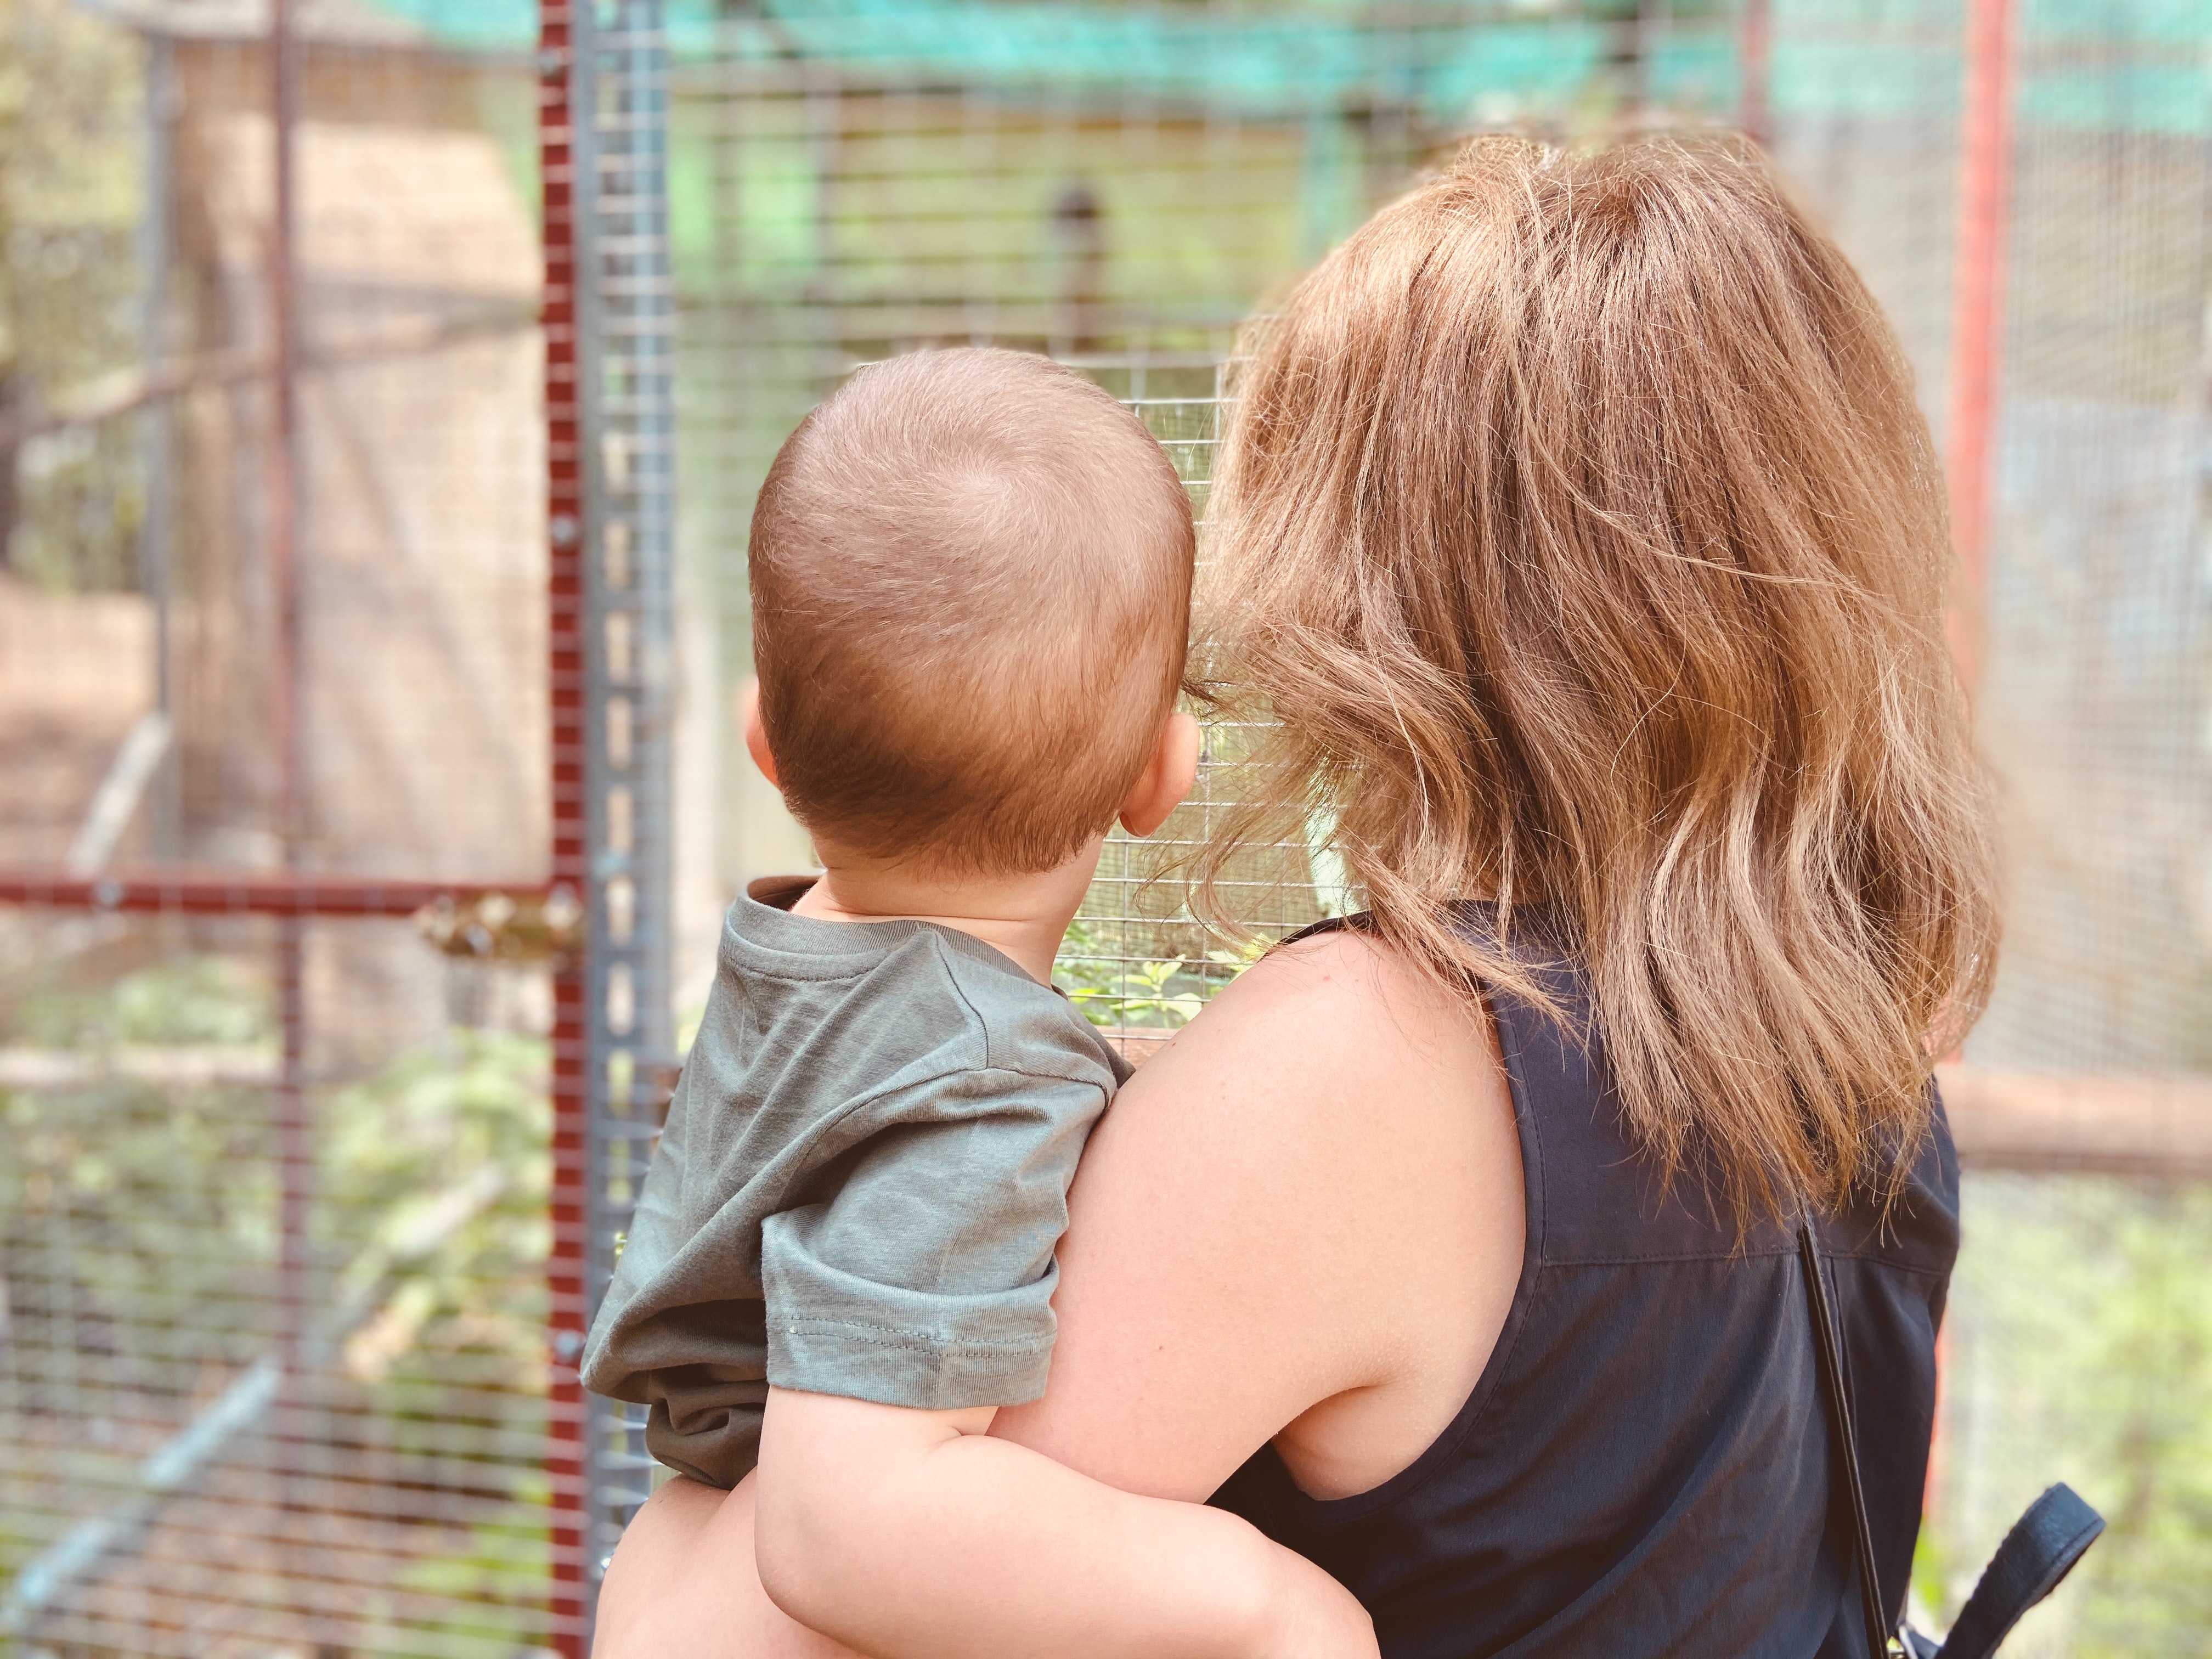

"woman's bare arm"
[992, 929, 1525, 1506]
[754, 1389, 1373, 1659]
[596, 1390, 1378, 1659]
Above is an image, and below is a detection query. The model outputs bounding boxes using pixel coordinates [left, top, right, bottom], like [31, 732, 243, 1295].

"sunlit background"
[1, 0, 2207, 1654]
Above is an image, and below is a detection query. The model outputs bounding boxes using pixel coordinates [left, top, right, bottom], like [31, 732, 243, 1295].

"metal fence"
[0, 0, 661, 1650]
[1, 0, 2207, 1655]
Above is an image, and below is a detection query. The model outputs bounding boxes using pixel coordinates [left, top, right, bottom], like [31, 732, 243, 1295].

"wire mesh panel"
[672, 5, 2212, 1649]
[0, 925, 557, 1656]
[667, 0, 1745, 903]
[4, 0, 2211, 1652]
[0, 0, 580, 1651]
[1949, 21, 2212, 1646]
[1763, 1, 2212, 1649]
[1971, 2, 2212, 1084]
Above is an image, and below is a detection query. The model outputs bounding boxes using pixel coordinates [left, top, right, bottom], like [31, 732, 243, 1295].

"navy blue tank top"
[1210, 923, 1957, 1658]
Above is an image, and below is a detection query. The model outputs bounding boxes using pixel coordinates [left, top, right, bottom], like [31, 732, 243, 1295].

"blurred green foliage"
[1054, 916, 1261, 1028]
[1921, 1175, 2212, 1657]
[10, 956, 268, 1048]
[0, 956, 555, 1650]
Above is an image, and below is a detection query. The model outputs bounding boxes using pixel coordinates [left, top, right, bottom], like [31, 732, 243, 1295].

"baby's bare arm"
[594, 1474, 864, 1659]
[754, 1386, 1376, 1659]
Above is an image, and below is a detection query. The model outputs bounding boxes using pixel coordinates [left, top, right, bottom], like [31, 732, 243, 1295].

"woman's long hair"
[1197, 136, 1998, 1222]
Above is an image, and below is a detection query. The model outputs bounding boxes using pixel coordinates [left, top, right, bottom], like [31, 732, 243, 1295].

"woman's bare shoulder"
[1182, 922, 1488, 1071]
[1133, 923, 1510, 1152]
[995, 924, 1522, 1502]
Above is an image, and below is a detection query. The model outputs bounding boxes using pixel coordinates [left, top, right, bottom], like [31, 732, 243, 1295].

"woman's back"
[1210, 918, 1957, 1657]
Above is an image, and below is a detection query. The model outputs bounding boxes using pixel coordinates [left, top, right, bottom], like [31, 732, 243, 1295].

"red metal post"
[540, 0, 592, 1649]
[264, 0, 313, 1517]
[1739, 0, 1771, 147]
[1925, 0, 2015, 1542]
[1945, 0, 2015, 690]
[268, 6, 301, 848]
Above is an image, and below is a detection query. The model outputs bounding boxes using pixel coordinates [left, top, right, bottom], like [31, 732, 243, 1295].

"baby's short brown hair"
[750, 348, 1195, 874]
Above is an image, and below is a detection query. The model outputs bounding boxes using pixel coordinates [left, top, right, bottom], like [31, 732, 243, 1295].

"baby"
[583, 348, 1374, 1658]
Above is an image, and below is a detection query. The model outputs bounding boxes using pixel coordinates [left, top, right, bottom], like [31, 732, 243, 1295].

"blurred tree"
[0, 0, 145, 590]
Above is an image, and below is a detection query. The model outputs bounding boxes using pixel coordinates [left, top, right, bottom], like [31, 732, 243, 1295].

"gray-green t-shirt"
[580, 875, 1130, 1489]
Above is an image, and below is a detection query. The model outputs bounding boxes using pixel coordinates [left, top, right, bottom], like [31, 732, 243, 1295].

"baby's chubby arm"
[595, 1474, 864, 1659]
[754, 1385, 1377, 1659]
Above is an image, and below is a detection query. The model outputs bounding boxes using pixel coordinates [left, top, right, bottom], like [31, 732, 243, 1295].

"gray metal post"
[577, 0, 679, 1598]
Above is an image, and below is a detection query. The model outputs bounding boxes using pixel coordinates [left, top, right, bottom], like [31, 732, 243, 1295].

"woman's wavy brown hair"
[1197, 135, 1998, 1222]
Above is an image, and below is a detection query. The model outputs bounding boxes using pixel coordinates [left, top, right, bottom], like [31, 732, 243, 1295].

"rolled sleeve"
[758, 1068, 1105, 1409]
[761, 1235, 1059, 1406]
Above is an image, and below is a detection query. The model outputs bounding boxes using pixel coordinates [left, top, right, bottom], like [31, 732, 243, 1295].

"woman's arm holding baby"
[591, 1397, 1374, 1659]
[594, 929, 1511, 1659]
[753, 1389, 1372, 1659]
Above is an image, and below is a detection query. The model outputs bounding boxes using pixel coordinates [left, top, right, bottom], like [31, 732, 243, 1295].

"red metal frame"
[1738, 0, 1771, 146]
[3, 4, 592, 1644]
[1925, 0, 2015, 1539]
[0, 871, 540, 915]
[265, 0, 310, 1387]
[538, 0, 592, 1649]
[1946, 0, 2015, 689]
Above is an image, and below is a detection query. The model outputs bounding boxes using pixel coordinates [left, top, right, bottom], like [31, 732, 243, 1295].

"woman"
[1002, 133, 1991, 1654]
[618, 134, 1994, 1656]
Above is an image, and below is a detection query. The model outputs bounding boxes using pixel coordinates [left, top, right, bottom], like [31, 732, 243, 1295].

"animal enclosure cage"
[0, 0, 663, 1650]
[0, 1, 2208, 1656]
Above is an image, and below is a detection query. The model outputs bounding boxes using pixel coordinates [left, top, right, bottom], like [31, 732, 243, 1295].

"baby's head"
[748, 348, 1197, 877]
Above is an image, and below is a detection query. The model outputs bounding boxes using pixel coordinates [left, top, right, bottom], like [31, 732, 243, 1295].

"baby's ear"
[1118, 711, 1201, 838]
[738, 678, 781, 788]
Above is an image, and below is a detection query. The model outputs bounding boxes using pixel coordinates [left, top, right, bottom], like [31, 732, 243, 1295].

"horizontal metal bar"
[0, 310, 537, 450]
[1938, 1065, 2212, 1181]
[0, 868, 551, 917]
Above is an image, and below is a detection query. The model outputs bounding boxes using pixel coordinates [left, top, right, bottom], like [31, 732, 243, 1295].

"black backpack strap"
[1798, 1221, 1896, 1658]
[1935, 1485, 2104, 1659]
[1799, 1219, 2105, 1659]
